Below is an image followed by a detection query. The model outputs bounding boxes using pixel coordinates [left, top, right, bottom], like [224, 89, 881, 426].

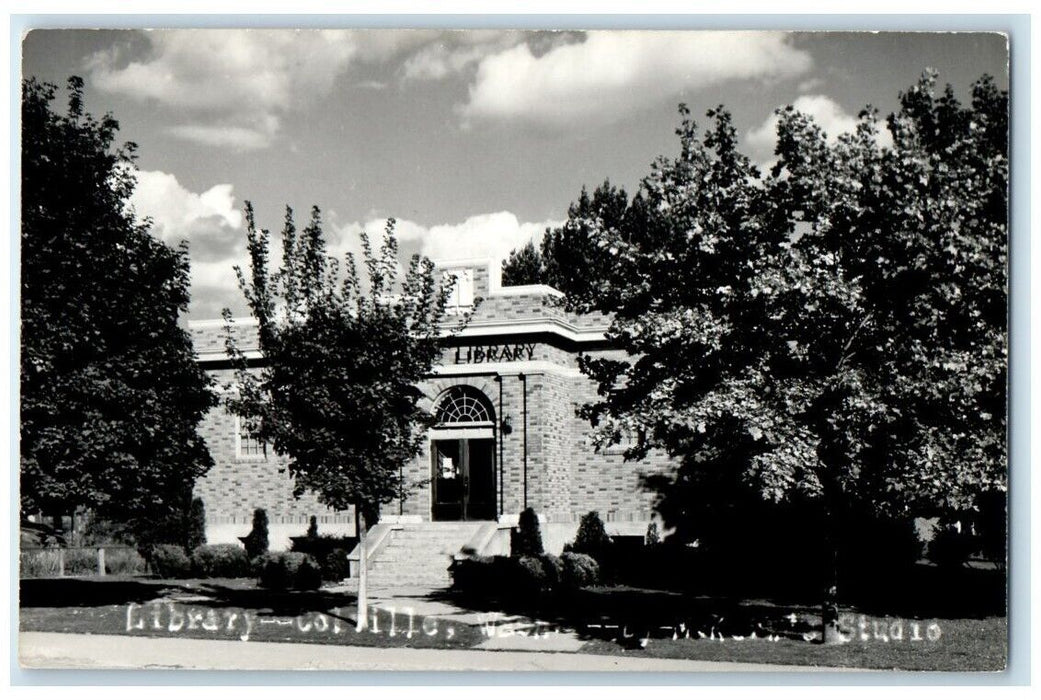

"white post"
[356, 532, 368, 632]
[97, 547, 106, 576]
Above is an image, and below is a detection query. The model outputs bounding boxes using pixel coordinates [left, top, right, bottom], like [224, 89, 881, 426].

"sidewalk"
[19, 632, 842, 672]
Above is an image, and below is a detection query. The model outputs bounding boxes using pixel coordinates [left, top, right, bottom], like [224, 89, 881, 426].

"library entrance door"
[431, 438, 496, 521]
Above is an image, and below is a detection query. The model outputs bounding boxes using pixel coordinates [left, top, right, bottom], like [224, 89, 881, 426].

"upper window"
[236, 416, 267, 460]
[434, 386, 494, 425]
[443, 268, 475, 313]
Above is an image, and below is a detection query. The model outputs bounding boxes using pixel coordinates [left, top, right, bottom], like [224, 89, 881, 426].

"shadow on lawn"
[434, 584, 822, 642]
[20, 577, 184, 608]
[185, 582, 357, 616]
[433, 560, 1005, 643]
[19, 576, 357, 616]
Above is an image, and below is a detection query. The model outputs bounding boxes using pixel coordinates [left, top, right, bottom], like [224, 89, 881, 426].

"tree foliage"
[20, 77, 215, 539]
[501, 181, 630, 299]
[501, 240, 545, 286]
[573, 71, 1007, 552]
[224, 204, 456, 528]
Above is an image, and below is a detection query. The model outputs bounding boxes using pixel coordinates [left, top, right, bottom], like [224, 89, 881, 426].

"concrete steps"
[364, 522, 487, 588]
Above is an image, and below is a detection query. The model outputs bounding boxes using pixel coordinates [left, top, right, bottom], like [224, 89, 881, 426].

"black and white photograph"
[15, 20, 1013, 678]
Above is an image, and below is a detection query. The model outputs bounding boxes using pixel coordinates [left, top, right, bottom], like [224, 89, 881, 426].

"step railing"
[345, 521, 503, 581]
[346, 523, 401, 579]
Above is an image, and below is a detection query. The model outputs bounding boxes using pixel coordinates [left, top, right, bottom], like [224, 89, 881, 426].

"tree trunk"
[818, 468, 848, 645]
[355, 502, 369, 632]
[821, 537, 844, 644]
[361, 502, 380, 532]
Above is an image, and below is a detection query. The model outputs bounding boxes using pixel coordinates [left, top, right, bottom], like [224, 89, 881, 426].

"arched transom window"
[434, 386, 494, 425]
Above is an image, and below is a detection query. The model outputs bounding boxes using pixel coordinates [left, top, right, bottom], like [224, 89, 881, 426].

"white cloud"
[402, 31, 519, 81]
[139, 194, 562, 319]
[746, 94, 894, 157]
[374, 211, 561, 264]
[130, 170, 242, 255]
[89, 29, 433, 150]
[328, 212, 562, 284]
[129, 169, 246, 316]
[458, 31, 812, 129]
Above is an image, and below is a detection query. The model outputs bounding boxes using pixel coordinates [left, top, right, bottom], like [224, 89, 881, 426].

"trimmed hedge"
[257, 552, 323, 590]
[322, 548, 353, 582]
[560, 552, 600, 589]
[539, 553, 563, 588]
[190, 544, 251, 578]
[516, 555, 550, 595]
[149, 544, 192, 578]
[450, 555, 512, 593]
[289, 534, 357, 582]
[450, 551, 599, 598]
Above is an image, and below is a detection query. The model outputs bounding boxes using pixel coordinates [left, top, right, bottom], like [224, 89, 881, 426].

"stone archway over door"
[430, 386, 496, 521]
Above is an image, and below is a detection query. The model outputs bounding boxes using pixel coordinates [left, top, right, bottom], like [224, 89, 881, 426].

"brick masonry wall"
[190, 261, 673, 531]
[193, 369, 352, 542]
[196, 362, 675, 529]
[566, 367, 673, 523]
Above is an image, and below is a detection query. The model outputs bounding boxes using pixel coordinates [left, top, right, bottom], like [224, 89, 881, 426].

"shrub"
[306, 515, 319, 538]
[185, 498, 207, 553]
[538, 553, 563, 588]
[20, 549, 61, 578]
[104, 547, 147, 575]
[450, 555, 515, 594]
[61, 548, 101, 575]
[191, 544, 251, 578]
[560, 552, 600, 589]
[570, 511, 612, 555]
[257, 552, 323, 590]
[929, 524, 978, 568]
[645, 521, 662, 546]
[566, 511, 616, 580]
[290, 534, 357, 581]
[449, 555, 490, 592]
[241, 508, 269, 560]
[323, 548, 353, 582]
[515, 555, 549, 595]
[511, 507, 544, 557]
[148, 544, 192, 578]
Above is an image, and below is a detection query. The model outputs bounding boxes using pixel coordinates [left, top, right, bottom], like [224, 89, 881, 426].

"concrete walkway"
[19, 632, 842, 672]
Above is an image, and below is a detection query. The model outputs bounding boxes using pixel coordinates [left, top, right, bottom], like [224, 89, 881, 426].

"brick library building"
[190, 259, 674, 585]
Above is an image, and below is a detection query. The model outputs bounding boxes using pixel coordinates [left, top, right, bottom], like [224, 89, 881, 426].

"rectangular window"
[236, 416, 267, 460]
[443, 268, 475, 314]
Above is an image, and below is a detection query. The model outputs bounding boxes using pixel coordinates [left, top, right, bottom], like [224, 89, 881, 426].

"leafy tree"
[501, 181, 630, 299]
[20, 76, 215, 543]
[224, 204, 455, 533]
[571, 72, 1006, 641]
[501, 240, 545, 286]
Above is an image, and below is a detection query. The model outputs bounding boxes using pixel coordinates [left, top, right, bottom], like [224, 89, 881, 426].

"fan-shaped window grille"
[435, 386, 494, 425]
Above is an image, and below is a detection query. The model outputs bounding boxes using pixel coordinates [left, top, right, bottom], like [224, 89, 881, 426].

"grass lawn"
[578, 614, 1007, 672]
[19, 575, 1007, 671]
[19, 576, 484, 650]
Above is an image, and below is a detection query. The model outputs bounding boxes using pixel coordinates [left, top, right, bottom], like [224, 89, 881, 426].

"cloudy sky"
[22, 29, 1008, 319]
